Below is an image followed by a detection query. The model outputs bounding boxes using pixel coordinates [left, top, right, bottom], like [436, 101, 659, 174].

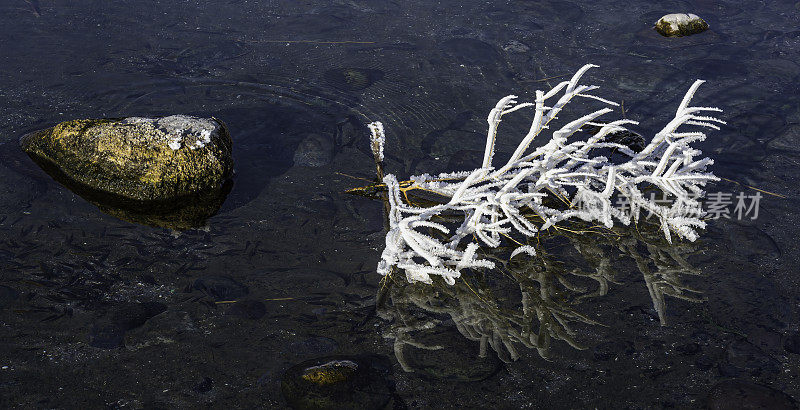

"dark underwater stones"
[447, 150, 483, 172]
[296, 194, 336, 219]
[323, 68, 383, 91]
[293, 134, 333, 167]
[582, 124, 646, 161]
[89, 301, 167, 349]
[89, 322, 127, 349]
[193, 377, 214, 394]
[192, 275, 249, 301]
[442, 38, 500, 65]
[676, 342, 701, 355]
[785, 332, 800, 355]
[603, 129, 646, 152]
[107, 301, 168, 330]
[502, 40, 530, 54]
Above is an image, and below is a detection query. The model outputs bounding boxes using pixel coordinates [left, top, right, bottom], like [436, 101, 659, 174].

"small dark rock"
[293, 134, 333, 168]
[717, 362, 741, 377]
[583, 124, 646, 153]
[89, 322, 126, 349]
[785, 332, 800, 354]
[502, 40, 530, 53]
[447, 150, 483, 171]
[228, 300, 266, 320]
[107, 302, 168, 331]
[676, 342, 701, 355]
[694, 355, 715, 371]
[323, 68, 383, 91]
[706, 379, 798, 410]
[297, 194, 336, 218]
[193, 275, 249, 301]
[442, 38, 500, 66]
[193, 377, 213, 394]
[89, 302, 167, 349]
[604, 129, 646, 152]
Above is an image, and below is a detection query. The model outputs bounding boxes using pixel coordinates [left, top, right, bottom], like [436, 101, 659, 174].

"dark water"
[1, 0, 799, 408]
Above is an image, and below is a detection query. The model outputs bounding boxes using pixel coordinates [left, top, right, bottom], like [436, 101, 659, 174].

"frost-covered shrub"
[372, 64, 723, 285]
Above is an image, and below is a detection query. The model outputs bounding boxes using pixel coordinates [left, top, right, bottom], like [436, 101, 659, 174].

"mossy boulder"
[654, 13, 709, 37]
[20, 115, 234, 229]
[20, 115, 233, 201]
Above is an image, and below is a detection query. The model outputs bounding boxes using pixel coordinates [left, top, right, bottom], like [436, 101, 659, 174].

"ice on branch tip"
[368, 121, 385, 162]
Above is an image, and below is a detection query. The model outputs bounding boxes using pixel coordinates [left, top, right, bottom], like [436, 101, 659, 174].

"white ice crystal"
[123, 115, 218, 151]
[376, 64, 724, 285]
[368, 121, 385, 162]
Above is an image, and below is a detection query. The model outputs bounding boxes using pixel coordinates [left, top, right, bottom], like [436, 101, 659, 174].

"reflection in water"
[24, 148, 232, 230]
[377, 224, 704, 370]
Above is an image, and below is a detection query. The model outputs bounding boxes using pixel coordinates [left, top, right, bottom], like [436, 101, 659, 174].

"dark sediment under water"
[1, 0, 799, 408]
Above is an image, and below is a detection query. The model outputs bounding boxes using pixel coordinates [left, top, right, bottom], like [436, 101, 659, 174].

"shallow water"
[1, 0, 799, 408]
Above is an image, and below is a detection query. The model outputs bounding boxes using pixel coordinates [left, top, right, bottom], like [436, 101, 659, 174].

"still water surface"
[1, 0, 799, 408]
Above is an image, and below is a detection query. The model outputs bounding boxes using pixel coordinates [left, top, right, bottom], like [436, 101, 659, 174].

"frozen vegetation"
[372, 64, 724, 285]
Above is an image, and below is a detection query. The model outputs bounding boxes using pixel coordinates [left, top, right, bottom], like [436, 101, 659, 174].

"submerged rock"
[89, 301, 167, 349]
[654, 13, 709, 37]
[442, 38, 501, 65]
[193, 377, 214, 394]
[323, 68, 383, 91]
[293, 134, 333, 167]
[21, 115, 233, 201]
[192, 275, 249, 301]
[784, 332, 800, 354]
[502, 40, 530, 54]
[281, 355, 393, 410]
[583, 124, 646, 153]
[20, 115, 234, 229]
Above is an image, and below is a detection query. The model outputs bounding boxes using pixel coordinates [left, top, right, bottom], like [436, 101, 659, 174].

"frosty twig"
[372, 64, 723, 285]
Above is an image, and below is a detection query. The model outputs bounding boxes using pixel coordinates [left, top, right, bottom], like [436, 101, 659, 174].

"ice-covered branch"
[375, 64, 723, 285]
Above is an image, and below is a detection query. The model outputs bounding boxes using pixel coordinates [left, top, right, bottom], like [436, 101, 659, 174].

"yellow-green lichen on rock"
[654, 13, 709, 37]
[20, 115, 234, 229]
[281, 355, 394, 410]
